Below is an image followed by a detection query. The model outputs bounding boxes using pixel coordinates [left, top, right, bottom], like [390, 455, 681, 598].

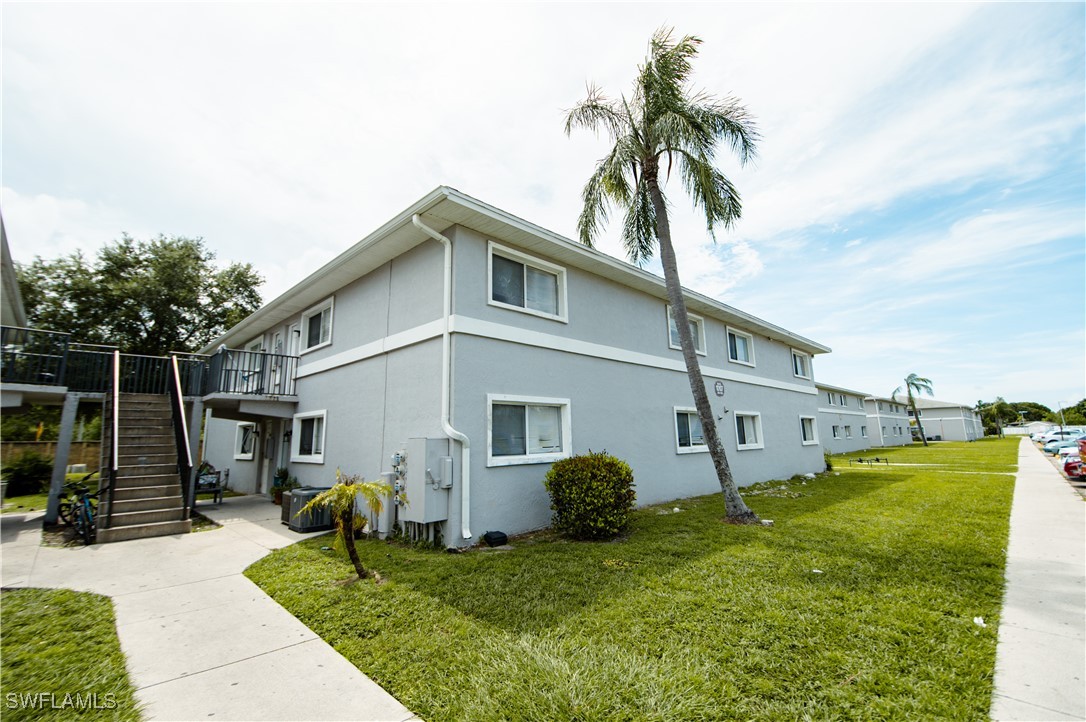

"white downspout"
[412, 214, 472, 541]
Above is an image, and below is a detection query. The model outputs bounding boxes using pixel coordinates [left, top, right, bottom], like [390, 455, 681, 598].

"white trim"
[486, 394, 571, 467]
[234, 422, 256, 460]
[291, 409, 327, 464]
[735, 411, 764, 451]
[666, 305, 706, 355]
[674, 406, 709, 454]
[487, 241, 568, 323]
[816, 407, 867, 417]
[791, 349, 812, 380]
[799, 415, 818, 446]
[726, 326, 756, 367]
[300, 296, 334, 355]
[295, 315, 821, 396]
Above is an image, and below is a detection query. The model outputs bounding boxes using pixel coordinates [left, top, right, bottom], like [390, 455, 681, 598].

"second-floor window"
[727, 327, 755, 365]
[302, 298, 333, 352]
[667, 306, 706, 355]
[489, 242, 566, 321]
[791, 350, 811, 379]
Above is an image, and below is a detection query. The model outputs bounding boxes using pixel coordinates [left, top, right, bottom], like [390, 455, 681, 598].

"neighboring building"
[864, 396, 913, 447]
[200, 186, 831, 547]
[1004, 421, 1051, 437]
[908, 399, 985, 442]
[816, 383, 872, 455]
[1, 216, 28, 328]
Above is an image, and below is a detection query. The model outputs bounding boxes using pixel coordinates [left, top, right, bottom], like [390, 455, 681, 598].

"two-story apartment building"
[200, 187, 831, 547]
[908, 399, 984, 441]
[864, 396, 912, 447]
[815, 383, 872, 454]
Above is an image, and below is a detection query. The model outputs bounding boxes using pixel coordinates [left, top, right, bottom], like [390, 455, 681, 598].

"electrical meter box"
[399, 437, 453, 524]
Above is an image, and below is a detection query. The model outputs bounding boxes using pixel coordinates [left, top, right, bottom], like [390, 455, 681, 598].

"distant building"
[815, 383, 872, 454]
[907, 399, 985, 442]
[864, 396, 912, 447]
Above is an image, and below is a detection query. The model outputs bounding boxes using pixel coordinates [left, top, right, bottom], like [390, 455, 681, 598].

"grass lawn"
[0, 588, 142, 721]
[247, 437, 1019, 721]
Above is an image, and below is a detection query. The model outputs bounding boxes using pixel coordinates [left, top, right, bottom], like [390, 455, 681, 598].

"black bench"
[194, 471, 224, 505]
[849, 457, 890, 467]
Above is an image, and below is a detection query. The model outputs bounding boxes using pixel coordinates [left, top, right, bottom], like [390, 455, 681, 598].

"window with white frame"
[675, 408, 707, 453]
[844, 425, 853, 439]
[858, 397, 866, 409]
[861, 425, 868, 438]
[234, 422, 256, 460]
[800, 416, 818, 445]
[837, 394, 846, 406]
[826, 391, 835, 405]
[878, 402, 884, 411]
[487, 395, 571, 466]
[488, 242, 566, 321]
[735, 412, 763, 450]
[291, 410, 326, 464]
[302, 298, 333, 352]
[726, 327, 755, 365]
[791, 350, 811, 379]
[882, 425, 887, 438]
[667, 306, 706, 355]
[832, 425, 841, 439]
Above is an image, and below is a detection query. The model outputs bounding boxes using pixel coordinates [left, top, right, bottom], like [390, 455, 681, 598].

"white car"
[1058, 445, 1082, 460]
[1039, 429, 1084, 445]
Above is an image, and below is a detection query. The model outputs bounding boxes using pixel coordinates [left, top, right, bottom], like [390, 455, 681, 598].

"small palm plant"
[298, 469, 391, 581]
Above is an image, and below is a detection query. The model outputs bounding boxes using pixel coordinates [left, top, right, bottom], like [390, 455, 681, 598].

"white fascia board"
[815, 382, 872, 397]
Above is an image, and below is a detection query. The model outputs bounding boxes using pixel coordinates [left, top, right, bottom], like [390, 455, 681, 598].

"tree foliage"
[299, 469, 391, 581]
[16, 235, 262, 356]
[893, 374, 934, 446]
[565, 27, 760, 522]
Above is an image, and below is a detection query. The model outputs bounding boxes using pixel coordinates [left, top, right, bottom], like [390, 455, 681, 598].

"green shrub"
[543, 451, 636, 540]
[2, 450, 53, 496]
[823, 452, 833, 471]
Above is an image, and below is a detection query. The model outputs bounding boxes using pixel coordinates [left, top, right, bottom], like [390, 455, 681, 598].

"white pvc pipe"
[412, 214, 472, 541]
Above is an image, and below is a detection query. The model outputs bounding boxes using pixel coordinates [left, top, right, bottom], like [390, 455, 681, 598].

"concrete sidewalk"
[990, 439, 1086, 721]
[1, 495, 418, 722]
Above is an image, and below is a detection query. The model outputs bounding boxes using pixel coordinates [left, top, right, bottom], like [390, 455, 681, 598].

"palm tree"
[893, 374, 935, 446]
[564, 27, 759, 522]
[299, 469, 391, 581]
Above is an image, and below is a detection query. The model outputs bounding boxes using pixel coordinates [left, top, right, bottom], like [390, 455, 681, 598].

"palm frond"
[577, 136, 639, 247]
[675, 150, 742, 237]
[619, 180, 657, 266]
[563, 84, 626, 141]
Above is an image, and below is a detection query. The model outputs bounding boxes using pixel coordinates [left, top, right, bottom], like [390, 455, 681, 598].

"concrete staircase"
[97, 393, 192, 543]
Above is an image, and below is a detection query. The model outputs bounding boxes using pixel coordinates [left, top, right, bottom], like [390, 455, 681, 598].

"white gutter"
[412, 214, 472, 541]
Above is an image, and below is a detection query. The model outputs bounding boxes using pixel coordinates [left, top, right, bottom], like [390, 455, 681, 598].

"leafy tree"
[976, 397, 1016, 437]
[564, 27, 760, 523]
[1048, 399, 1086, 427]
[1009, 401, 1052, 422]
[0, 405, 101, 442]
[16, 235, 262, 356]
[893, 374, 934, 446]
[299, 470, 391, 581]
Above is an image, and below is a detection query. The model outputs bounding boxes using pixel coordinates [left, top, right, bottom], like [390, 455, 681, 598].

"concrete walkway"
[990, 439, 1086, 721]
[1, 495, 418, 722]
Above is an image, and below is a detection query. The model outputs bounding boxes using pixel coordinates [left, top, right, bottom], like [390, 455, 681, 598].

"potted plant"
[273, 476, 300, 505]
[273, 466, 289, 486]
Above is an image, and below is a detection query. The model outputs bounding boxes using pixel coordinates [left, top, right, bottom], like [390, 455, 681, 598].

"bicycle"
[57, 478, 100, 546]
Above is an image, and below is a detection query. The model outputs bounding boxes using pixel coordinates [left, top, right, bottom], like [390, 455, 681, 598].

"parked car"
[1065, 455, 1084, 479]
[1058, 444, 1082, 460]
[1043, 438, 1080, 455]
[1040, 429, 1085, 445]
[1031, 429, 1055, 442]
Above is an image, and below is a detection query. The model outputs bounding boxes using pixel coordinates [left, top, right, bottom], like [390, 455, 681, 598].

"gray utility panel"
[395, 437, 452, 524]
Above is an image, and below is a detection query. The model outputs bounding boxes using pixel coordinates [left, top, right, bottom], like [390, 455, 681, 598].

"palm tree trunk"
[646, 174, 757, 522]
[910, 391, 928, 446]
[338, 512, 368, 579]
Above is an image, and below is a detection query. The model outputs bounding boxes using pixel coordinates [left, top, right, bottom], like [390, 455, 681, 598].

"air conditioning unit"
[285, 487, 333, 533]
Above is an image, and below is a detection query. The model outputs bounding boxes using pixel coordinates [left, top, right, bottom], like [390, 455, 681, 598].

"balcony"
[1, 326, 298, 411]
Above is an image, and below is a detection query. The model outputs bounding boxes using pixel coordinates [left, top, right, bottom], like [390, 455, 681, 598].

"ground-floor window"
[675, 408, 707, 453]
[234, 422, 256, 460]
[487, 394, 571, 466]
[832, 425, 841, 439]
[291, 410, 326, 464]
[800, 416, 818, 445]
[735, 412, 763, 450]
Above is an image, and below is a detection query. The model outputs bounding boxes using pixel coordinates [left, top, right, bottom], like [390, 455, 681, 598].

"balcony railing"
[1, 326, 297, 399]
[205, 347, 298, 397]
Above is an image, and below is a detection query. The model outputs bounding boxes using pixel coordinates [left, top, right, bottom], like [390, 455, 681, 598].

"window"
[882, 425, 887, 438]
[675, 408, 707, 453]
[726, 327, 755, 366]
[878, 402, 884, 411]
[667, 306, 706, 355]
[488, 395, 571, 466]
[791, 350, 811, 379]
[800, 416, 818, 445]
[827, 392, 835, 405]
[858, 397, 866, 409]
[291, 410, 326, 464]
[234, 423, 256, 460]
[832, 425, 841, 439]
[488, 242, 566, 321]
[844, 425, 853, 439]
[302, 298, 333, 352]
[838, 394, 846, 406]
[735, 412, 763, 450]
[861, 426, 868, 438]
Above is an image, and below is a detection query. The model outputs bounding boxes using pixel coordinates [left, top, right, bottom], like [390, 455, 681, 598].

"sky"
[2, 2, 1083, 413]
